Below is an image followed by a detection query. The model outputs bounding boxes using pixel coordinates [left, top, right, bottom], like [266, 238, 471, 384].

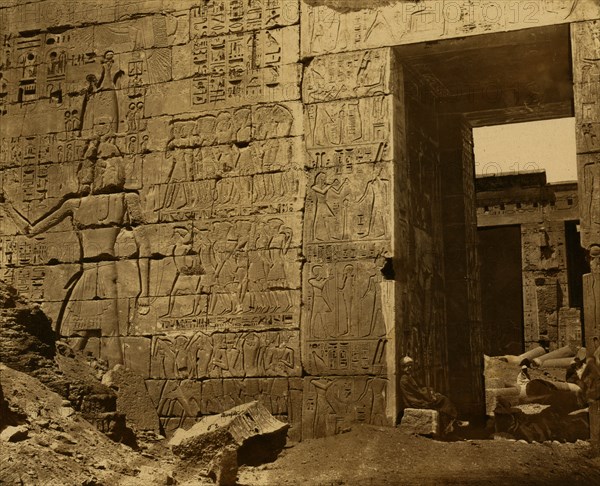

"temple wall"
[399, 68, 448, 397]
[301, 0, 600, 56]
[301, 47, 398, 437]
[1, 0, 599, 439]
[0, 0, 305, 438]
[572, 19, 600, 360]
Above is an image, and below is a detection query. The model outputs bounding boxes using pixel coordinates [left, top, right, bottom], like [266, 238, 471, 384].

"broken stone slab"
[0, 425, 28, 442]
[169, 401, 289, 475]
[398, 408, 440, 437]
[102, 365, 161, 434]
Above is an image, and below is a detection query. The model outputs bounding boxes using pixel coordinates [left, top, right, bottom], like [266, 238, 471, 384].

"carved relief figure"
[308, 265, 334, 338]
[336, 264, 354, 337]
[356, 168, 389, 239]
[161, 225, 205, 318]
[311, 172, 348, 241]
[0, 53, 149, 365]
[1, 132, 150, 364]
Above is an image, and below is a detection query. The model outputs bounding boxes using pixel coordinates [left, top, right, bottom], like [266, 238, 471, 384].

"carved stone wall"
[301, 0, 600, 57]
[398, 68, 448, 396]
[0, 0, 304, 437]
[1, 0, 599, 440]
[301, 47, 397, 437]
[572, 19, 600, 359]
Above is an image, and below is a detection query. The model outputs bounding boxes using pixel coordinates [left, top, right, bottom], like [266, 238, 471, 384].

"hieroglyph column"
[571, 19, 600, 446]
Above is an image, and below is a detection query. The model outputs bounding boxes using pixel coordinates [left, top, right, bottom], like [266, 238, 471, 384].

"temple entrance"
[394, 23, 576, 419]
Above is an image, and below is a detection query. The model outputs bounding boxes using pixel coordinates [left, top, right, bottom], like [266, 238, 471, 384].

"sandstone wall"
[2, 0, 599, 438]
[0, 0, 305, 439]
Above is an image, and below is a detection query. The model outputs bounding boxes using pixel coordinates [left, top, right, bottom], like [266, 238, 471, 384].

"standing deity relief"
[305, 96, 391, 170]
[304, 259, 387, 343]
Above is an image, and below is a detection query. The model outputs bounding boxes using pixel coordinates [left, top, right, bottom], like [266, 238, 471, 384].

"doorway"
[478, 225, 524, 356]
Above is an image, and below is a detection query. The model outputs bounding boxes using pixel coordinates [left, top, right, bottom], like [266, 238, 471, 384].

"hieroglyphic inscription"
[572, 20, 600, 156]
[572, 21, 600, 250]
[302, 55, 394, 385]
[302, 376, 390, 439]
[303, 48, 390, 103]
[302, 0, 600, 56]
[189, 24, 299, 108]
[578, 154, 600, 250]
[305, 96, 391, 170]
[303, 129, 393, 377]
[189, 1, 300, 37]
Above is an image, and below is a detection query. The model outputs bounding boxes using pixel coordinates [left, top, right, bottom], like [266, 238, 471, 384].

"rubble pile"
[0, 282, 132, 443]
[0, 364, 174, 485]
[485, 346, 595, 443]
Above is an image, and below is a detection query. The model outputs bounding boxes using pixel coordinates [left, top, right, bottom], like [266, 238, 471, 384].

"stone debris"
[208, 445, 238, 486]
[486, 351, 594, 443]
[170, 401, 289, 482]
[0, 425, 29, 442]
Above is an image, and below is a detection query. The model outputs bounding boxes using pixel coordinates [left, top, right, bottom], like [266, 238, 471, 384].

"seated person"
[581, 356, 600, 402]
[399, 356, 468, 434]
[566, 357, 584, 385]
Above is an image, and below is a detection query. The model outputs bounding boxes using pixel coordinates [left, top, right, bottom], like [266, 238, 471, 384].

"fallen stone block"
[0, 425, 29, 442]
[486, 387, 520, 416]
[169, 400, 289, 478]
[208, 445, 238, 486]
[532, 345, 576, 368]
[102, 365, 161, 434]
[398, 408, 440, 437]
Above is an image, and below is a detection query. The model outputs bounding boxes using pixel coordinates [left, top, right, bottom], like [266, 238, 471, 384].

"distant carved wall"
[477, 178, 584, 352]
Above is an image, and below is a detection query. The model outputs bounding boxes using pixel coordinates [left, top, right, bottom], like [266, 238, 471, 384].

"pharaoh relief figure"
[0, 51, 150, 365]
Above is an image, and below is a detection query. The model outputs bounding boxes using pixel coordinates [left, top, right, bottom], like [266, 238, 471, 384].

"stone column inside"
[397, 68, 449, 402]
[571, 19, 600, 447]
[438, 114, 484, 420]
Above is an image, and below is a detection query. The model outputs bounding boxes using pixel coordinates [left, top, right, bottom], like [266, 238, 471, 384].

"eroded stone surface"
[1, 0, 598, 444]
[301, 0, 600, 56]
[399, 408, 440, 437]
[102, 364, 161, 433]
